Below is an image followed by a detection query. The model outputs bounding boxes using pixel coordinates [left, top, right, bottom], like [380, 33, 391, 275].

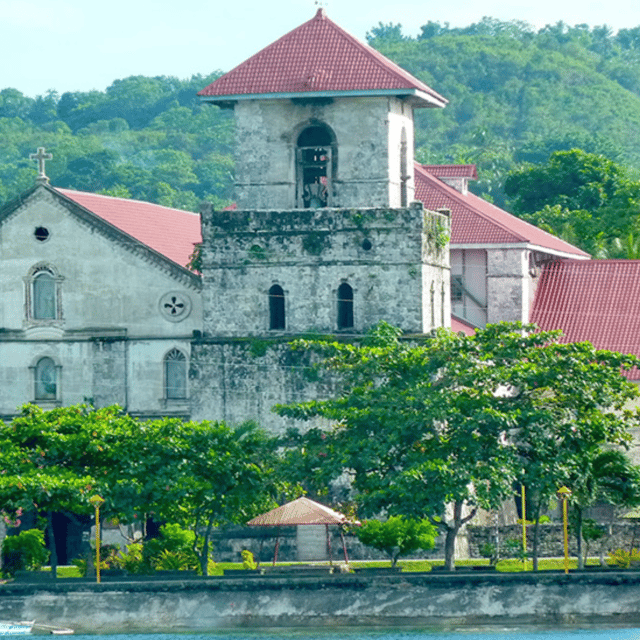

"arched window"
[269, 285, 285, 330]
[35, 357, 57, 401]
[337, 283, 354, 330]
[33, 270, 56, 319]
[165, 349, 187, 400]
[26, 265, 61, 322]
[296, 124, 335, 208]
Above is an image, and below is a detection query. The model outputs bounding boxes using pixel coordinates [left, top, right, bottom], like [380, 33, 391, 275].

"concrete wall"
[486, 248, 529, 325]
[2, 572, 640, 631]
[233, 97, 415, 210]
[451, 246, 536, 328]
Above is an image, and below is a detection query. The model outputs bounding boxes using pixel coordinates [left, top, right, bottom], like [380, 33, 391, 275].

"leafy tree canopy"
[354, 516, 438, 567]
[276, 322, 640, 570]
[1, 18, 640, 214]
[0, 404, 287, 576]
[504, 149, 640, 256]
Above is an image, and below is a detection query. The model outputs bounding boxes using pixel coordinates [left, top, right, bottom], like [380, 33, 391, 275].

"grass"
[40, 566, 83, 578]
[19, 557, 615, 579]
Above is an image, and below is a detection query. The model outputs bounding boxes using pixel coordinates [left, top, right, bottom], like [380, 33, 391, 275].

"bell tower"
[191, 9, 451, 428]
[199, 9, 447, 210]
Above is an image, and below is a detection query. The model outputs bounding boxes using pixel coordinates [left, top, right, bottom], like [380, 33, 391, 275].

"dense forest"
[2, 18, 640, 255]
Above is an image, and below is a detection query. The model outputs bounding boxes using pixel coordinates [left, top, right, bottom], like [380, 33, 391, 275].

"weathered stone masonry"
[189, 203, 450, 427]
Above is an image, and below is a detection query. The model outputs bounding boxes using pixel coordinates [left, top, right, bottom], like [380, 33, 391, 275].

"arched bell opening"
[296, 123, 336, 208]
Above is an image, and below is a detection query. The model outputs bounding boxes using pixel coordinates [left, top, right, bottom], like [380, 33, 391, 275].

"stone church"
[189, 8, 452, 430]
[0, 9, 587, 432]
[0, 8, 607, 563]
[0, 159, 202, 423]
[0, 9, 454, 430]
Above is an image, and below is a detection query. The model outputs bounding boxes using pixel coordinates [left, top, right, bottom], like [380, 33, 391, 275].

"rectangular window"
[451, 275, 464, 303]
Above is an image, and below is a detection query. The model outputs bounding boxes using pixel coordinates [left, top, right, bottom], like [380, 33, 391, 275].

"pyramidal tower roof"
[199, 9, 447, 108]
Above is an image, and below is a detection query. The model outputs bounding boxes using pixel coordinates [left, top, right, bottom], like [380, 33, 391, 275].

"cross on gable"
[30, 147, 53, 185]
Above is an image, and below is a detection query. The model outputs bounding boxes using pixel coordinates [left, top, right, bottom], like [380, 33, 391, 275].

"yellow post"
[89, 495, 105, 583]
[557, 486, 572, 574]
[521, 484, 527, 570]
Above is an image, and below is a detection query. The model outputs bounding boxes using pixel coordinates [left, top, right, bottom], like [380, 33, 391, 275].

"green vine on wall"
[428, 219, 450, 251]
[248, 244, 267, 261]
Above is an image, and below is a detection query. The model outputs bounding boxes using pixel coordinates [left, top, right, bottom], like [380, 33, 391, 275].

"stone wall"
[232, 97, 415, 210]
[210, 526, 443, 564]
[468, 523, 639, 559]
[200, 204, 449, 337]
[3, 572, 640, 631]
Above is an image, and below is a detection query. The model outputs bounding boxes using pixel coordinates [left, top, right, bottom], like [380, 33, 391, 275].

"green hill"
[1, 18, 640, 213]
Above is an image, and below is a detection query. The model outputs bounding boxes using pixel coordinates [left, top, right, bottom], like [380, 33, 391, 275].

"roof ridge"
[56, 188, 200, 217]
[199, 10, 447, 104]
[314, 13, 446, 100]
[30, 187, 201, 288]
[417, 163, 589, 256]
[415, 163, 529, 243]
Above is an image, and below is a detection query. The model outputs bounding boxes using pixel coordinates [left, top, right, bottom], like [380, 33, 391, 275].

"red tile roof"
[57, 189, 202, 269]
[531, 260, 640, 370]
[422, 165, 478, 179]
[199, 9, 447, 108]
[414, 164, 589, 257]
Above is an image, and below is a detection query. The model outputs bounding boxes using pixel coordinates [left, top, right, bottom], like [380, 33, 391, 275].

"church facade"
[0, 181, 202, 421]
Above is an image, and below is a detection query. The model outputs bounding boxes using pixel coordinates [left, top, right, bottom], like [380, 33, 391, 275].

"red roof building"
[451, 315, 477, 336]
[414, 164, 588, 257]
[531, 259, 640, 375]
[57, 189, 202, 270]
[0, 181, 202, 423]
[199, 10, 447, 211]
[414, 163, 589, 329]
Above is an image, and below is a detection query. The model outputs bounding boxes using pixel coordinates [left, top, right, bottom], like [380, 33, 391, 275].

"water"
[63, 630, 640, 640]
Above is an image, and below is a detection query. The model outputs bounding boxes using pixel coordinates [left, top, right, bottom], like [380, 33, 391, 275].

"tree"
[0, 405, 287, 577]
[568, 448, 640, 568]
[277, 323, 521, 570]
[504, 149, 640, 254]
[276, 322, 640, 570]
[366, 22, 409, 44]
[120, 418, 286, 575]
[0, 404, 142, 577]
[354, 516, 437, 567]
[504, 336, 640, 569]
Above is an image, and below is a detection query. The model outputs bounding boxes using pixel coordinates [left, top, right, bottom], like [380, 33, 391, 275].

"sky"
[2, 0, 640, 99]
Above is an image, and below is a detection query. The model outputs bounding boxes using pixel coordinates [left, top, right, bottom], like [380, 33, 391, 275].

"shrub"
[241, 549, 257, 570]
[142, 524, 199, 572]
[608, 548, 640, 569]
[1, 529, 49, 576]
[155, 549, 197, 571]
[504, 537, 529, 562]
[354, 516, 438, 567]
[479, 542, 498, 566]
[116, 543, 145, 574]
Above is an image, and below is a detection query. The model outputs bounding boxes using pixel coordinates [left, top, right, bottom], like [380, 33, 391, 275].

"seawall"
[2, 571, 640, 632]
